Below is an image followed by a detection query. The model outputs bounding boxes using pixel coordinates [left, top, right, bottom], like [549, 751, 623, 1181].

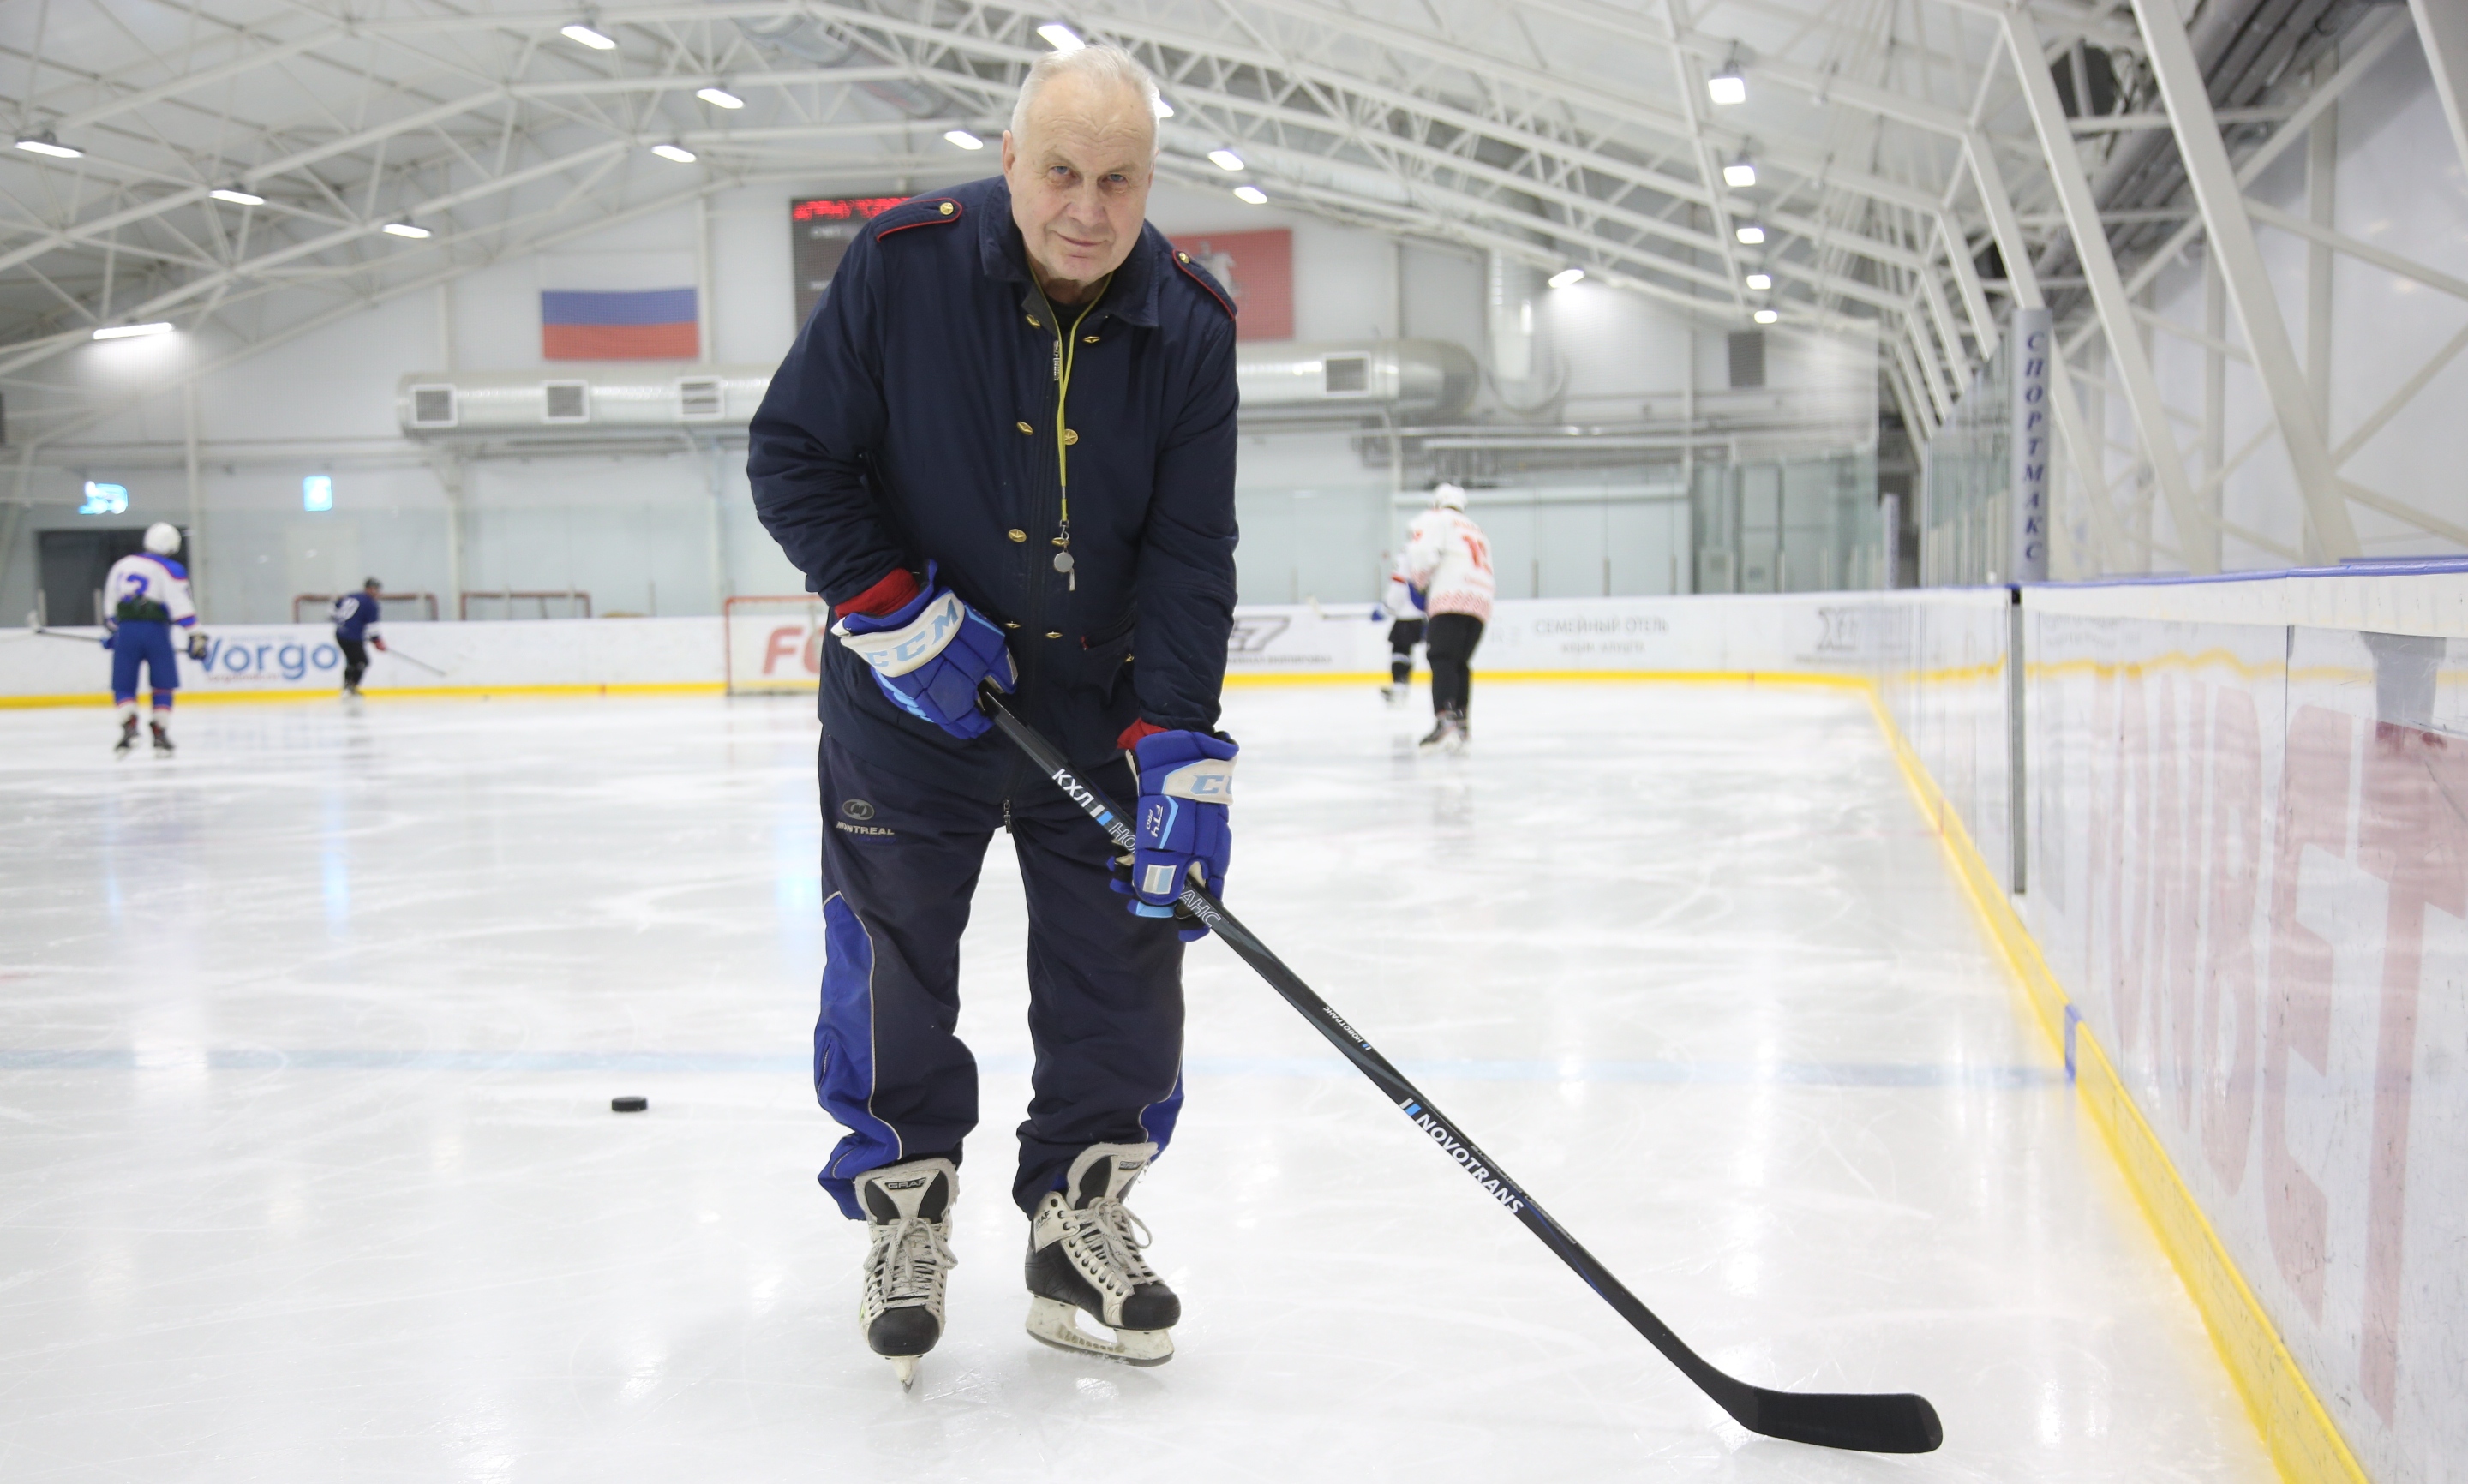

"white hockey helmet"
[1431, 482, 1468, 511]
[142, 522, 181, 555]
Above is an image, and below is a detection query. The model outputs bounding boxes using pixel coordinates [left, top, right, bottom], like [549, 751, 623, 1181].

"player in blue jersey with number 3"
[100, 523, 206, 757]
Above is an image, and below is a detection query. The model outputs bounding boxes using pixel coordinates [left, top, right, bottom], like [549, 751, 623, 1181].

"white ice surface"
[0, 685, 2273, 1481]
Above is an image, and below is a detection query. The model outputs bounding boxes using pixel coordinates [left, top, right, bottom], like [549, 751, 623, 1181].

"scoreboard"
[790, 195, 908, 330]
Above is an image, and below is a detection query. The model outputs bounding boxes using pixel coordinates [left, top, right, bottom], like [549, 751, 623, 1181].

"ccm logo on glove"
[836, 590, 970, 676]
[831, 560, 1016, 740]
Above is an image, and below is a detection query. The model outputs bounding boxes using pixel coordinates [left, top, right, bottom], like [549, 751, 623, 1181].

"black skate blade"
[1732, 1386, 1942, 1454]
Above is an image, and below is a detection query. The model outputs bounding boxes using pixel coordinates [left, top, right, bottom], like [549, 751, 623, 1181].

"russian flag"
[540, 287, 698, 360]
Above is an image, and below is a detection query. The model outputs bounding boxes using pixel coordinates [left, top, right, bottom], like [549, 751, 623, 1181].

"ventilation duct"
[400, 341, 1476, 438]
[397, 365, 774, 437]
[1235, 340, 1477, 420]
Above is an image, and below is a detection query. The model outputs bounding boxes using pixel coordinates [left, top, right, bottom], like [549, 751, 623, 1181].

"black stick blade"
[1740, 1388, 1943, 1454]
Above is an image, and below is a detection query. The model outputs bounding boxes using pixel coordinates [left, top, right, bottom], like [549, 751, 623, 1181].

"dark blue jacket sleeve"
[1135, 312, 1240, 732]
[746, 226, 909, 606]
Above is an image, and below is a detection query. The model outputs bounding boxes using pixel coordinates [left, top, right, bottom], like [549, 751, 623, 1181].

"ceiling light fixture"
[1735, 224, 1765, 245]
[943, 129, 985, 150]
[209, 186, 266, 206]
[650, 142, 698, 163]
[696, 86, 745, 109]
[1722, 153, 1757, 189]
[1744, 272, 1772, 291]
[1753, 308, 1779, 324]
[1547, 267, 1586, 290]
[561, 21, 617, 50]
[381, 220, 433, 239]
[1153, 96, 1175, 119]
[14, 131, 82, 159]
[1232, 185, 1267, 205]
[1207, 148, 1245, 171]
[93, 322, 174, 340]
[1037, 22, 1085, 51]
[1707, 63, 1746, 106]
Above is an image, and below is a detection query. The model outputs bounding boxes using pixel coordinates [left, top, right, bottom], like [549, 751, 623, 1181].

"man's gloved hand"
[1406, 583, 1429, 613]
[832, 560, 1015, 739]
[1110, 728, 1236, 942]
[184, 631, 208, 661]
[371, 635, 388, 652]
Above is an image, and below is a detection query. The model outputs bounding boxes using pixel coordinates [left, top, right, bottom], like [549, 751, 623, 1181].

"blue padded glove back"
[832, 561, 1016, 739]
[1111, 729, 1237, 941]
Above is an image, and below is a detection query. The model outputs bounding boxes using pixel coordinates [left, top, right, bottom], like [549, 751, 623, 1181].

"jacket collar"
[974, 175, 1161, 329]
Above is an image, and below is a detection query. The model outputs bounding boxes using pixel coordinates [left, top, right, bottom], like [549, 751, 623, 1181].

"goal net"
[724, 595, 830, 695]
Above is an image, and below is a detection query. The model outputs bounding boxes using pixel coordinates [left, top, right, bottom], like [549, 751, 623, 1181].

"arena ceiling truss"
[3, 0, 2466, 573]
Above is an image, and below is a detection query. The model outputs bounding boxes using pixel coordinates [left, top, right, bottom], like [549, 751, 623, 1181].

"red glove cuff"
[1116, 718, 1170, 750]
[834, 567, 920, 619]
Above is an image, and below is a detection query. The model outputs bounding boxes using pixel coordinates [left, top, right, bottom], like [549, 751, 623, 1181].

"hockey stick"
[979, 689, 1943, 1455]
[20, 625, 106, 644]
[380, 645, 447, 677]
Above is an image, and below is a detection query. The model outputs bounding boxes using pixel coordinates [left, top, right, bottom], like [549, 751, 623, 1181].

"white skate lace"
[866, 1214, 956, 1310]
[1073, 1194, 1159, 1294]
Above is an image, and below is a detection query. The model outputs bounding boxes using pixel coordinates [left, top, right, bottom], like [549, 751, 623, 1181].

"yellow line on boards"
[0, 682, 727, 709]
[1858, 683, 2367, 1484]
[1221, 667, 1874, 690]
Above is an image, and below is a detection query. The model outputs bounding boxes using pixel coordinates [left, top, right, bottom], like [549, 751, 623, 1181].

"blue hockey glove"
[832, 561, 1015, 740]
[1110, 729, 1237, 942]
[1406, 583, 1429, 613]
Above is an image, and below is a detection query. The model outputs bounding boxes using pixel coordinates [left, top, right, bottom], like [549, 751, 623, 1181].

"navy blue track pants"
[110, 620, 179, 706]
[812, 732, 1188, 1218]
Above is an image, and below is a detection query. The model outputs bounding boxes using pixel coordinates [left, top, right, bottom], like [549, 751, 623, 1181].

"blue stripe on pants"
[813, 893, 905, 1203]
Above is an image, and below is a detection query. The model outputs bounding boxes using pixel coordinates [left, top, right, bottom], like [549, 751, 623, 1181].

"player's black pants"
[811, 733, 1187, 1218]
[1386, 618, 1424, 685]
[1427, 613, 1483, 716]
[338, 637, 368, 689]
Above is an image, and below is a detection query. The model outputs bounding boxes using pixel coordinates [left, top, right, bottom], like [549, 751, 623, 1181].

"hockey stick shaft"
[980, 691, 1940, 1455]
[381, 646, 446, 676]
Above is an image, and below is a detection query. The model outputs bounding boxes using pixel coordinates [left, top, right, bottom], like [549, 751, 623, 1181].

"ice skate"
[1417, 709, 1467, 752]
[1380, 682, 1410, 706]
[112, 714, 139, 757]
[1024, 1142, 1177, 1366]
[148, 720, 175, 756]
[854, 1157, 958, 1389]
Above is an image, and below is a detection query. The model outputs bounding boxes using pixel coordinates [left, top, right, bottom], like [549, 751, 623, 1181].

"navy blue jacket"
[331, 591, 380, 642]
[748, 176, 1240, 788]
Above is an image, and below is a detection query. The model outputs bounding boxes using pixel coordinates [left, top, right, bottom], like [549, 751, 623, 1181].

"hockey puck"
[610, 1095, 649, 1113]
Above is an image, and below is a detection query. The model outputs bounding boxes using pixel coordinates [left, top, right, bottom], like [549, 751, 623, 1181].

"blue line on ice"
[0, 1047, 2062, 1087]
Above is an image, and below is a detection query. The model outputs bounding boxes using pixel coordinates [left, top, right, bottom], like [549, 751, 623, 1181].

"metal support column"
[2411, 0, 2468, 182]
[2130, 0, 2362, 560]
[2004, 8, 2218, 572]
[183, 383, 204, 610]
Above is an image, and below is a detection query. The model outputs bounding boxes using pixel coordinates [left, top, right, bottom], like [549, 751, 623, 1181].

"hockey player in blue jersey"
[101, 523, 206, 756]
[330, 578, 386, 696]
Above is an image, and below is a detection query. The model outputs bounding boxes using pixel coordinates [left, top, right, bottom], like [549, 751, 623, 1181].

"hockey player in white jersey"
[1400, 484, 1494, 751]
[101, 523, 206, 756]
